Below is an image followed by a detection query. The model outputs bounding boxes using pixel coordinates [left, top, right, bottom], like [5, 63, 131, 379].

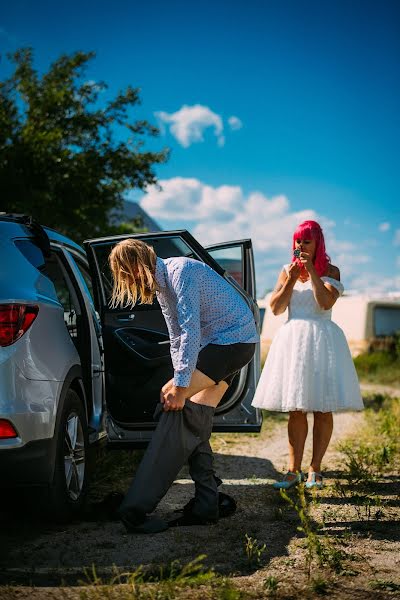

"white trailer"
[258, 293, 400, 358]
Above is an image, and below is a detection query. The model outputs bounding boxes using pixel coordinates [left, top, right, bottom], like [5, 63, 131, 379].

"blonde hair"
[109, 239, 158, 308]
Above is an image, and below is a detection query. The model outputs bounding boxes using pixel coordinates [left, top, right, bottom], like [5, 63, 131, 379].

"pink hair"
[292, 220, 330, 276]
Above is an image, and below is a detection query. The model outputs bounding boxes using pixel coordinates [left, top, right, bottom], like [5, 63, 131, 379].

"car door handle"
[117, 314, 135, 322]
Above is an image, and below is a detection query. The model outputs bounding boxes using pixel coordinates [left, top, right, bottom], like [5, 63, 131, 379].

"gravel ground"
[1, 389, 399, 599]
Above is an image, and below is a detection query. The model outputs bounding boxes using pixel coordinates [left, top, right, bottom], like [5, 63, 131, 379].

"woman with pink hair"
[252, 220, 363, 489]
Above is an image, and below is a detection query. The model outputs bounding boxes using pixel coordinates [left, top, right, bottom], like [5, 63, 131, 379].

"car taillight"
[0, 304, 39, 347]
[0, 419, 18, 439]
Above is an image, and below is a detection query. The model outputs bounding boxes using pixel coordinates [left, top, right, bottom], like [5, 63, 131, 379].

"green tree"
[0, 48, 168, 241]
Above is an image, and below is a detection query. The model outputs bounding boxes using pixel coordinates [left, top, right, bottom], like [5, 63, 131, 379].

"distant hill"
[111, 200, 161, 232]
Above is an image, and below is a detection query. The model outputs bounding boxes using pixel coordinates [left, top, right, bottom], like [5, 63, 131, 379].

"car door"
[62, 248, 107, 440]
[204, 239, 261, 427]
[84, 231, 261, 446]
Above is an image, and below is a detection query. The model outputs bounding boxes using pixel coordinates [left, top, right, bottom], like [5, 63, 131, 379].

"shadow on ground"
[0, 453, 294, 586]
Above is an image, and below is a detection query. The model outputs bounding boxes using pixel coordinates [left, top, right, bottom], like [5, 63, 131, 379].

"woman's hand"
[287, 263, 301, 281]
[299, 252, 315, 273]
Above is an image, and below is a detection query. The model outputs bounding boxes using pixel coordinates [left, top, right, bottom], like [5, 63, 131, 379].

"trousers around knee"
[188, 439, 219, 519]
[120, 400, 216, 520]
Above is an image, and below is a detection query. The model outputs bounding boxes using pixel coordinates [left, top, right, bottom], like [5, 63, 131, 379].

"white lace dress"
[252, 266, 364, 413]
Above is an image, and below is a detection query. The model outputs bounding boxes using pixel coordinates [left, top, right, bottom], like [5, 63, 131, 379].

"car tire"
[47, 388, 89, 522]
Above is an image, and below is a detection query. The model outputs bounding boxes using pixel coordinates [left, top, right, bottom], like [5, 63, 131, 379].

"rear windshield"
[14, 239, 46, 271]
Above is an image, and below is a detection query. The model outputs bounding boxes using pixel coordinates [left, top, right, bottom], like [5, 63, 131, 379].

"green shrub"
[394, 331, 400, 360]
[354, 351, 394, 374]
[339, 394, 400, 483]
[354, 351, 400, 384]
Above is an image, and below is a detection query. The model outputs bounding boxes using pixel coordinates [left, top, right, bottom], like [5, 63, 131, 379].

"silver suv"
[0, 214, 261, 519]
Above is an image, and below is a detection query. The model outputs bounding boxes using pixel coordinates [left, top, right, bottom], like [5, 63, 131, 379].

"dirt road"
[0, 410, 363, 585]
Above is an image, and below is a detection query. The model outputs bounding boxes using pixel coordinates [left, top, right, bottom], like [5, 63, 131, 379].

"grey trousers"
[119, 400, 219, 522]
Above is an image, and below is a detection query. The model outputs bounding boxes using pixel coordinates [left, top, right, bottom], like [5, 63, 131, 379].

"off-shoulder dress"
[252, 265, 364, 413]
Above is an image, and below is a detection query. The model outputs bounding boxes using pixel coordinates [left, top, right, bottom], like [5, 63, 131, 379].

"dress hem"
[254, 406, 364, 413]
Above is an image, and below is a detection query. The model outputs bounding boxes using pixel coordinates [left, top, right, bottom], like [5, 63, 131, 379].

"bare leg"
[308, 411, 333, 480]
[288, 411, 308, 477]
[161, 370, 229, 409]
[189, 379, 229, 407]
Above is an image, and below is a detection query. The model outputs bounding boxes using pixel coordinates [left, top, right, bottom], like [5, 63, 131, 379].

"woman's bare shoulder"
[326, 264, 340, 280]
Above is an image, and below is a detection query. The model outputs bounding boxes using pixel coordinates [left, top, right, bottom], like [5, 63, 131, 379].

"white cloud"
[348, 273, 400, 295]
[140, 177, 325, 250]
[155, 105, 243, 147]
[333, 253, 371, 279]
[140, 177, 338, 292]
[155, 105, 224, 147]
[378, 222, 391, 232]
[334, 254, 371, 265]
[228, 115, 243, 131]
[328, 240, 356, 252]
[343, 218, 360, 229]
[394, 229, 400, 246]
[140, 177, 400, 296]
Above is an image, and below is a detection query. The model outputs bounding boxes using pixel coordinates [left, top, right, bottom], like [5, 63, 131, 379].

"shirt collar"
[155, 257, 168, 288]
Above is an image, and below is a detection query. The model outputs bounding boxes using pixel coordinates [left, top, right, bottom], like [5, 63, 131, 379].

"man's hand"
[160, 379, 174, 401]
[161, 384, 187, 411]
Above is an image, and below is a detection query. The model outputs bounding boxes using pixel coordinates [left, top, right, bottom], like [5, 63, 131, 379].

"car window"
[67, 252, 95, 305]
[92, 236, 198, 302]
[207, 246, 243, 287]
[67, 251, 102, 338]
[44, 252, 80, 342]
[14, 239, 46, 271]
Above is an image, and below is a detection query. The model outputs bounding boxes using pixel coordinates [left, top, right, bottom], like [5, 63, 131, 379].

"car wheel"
[48, 388, 89, 521]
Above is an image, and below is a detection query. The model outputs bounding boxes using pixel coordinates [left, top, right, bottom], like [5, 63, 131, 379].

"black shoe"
[218, 492, 237, 518]
[168, 512, 218, 528]
[175, 492, 237, 519]
[119, 511, 169, 534]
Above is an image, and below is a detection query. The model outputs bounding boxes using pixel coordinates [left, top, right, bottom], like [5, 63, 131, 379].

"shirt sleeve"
[171, 262, 202, 387]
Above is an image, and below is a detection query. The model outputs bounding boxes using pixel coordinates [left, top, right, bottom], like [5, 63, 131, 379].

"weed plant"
[280, 485, 348, 580]
[263, 575, 279, 595]
[329, 393, 399, 529]
[78, 556, 245, 600]
[310, 575, 329, 595]
[338, 393, 399, 487]
[243, 534, 267, 569]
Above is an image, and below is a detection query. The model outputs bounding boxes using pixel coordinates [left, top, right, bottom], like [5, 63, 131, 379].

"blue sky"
[1, 0, 399, 296]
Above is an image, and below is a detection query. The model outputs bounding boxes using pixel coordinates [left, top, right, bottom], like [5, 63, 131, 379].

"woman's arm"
[270, 264, 301, 315]
[302, 256, 340, 310]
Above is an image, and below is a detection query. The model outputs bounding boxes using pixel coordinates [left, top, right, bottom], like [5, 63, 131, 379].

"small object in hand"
[293, 249, 301, 258]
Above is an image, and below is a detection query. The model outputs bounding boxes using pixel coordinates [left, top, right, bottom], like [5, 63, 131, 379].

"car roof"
[0, 214, 84, 255]
[43, 226, 84, 253]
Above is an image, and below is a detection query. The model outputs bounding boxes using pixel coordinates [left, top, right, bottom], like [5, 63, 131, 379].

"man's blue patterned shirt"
[155, 256, 259, 387]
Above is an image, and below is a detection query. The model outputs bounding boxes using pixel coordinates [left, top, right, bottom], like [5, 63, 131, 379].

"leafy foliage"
[0, 48, 168, 241]
[338, 393, 400, 484]
[354, 349, 400, 384]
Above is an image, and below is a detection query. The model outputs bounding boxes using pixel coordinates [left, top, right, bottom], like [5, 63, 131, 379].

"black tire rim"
[64, 410, 85, 501]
